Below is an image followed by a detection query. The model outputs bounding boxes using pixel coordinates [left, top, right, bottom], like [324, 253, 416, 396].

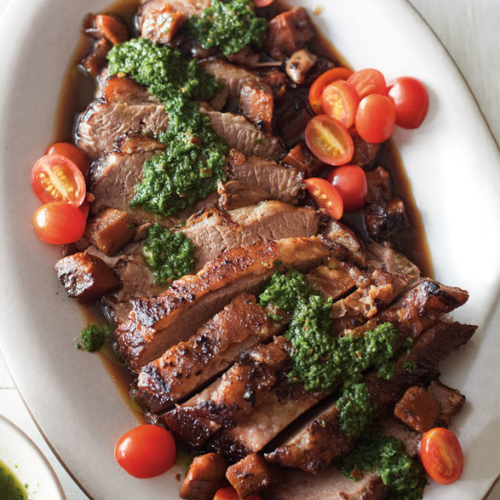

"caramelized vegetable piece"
[82, 38, 112, 77]
[180, 453, 228, 500]
[286, 49, 317, 84]
[95, 14, 129, 45]
[394, 386, 441, 433]
[55, 252, 119, 303]
[84, 209, 135, 257]
[226, 454, 272, 499]
[240, 80, 275, 134]
[141, 4, 185, 44]
[281, 142, 320, 176]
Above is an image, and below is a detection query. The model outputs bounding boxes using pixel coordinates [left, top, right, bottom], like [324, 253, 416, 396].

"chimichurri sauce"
[0, 461, 28, 500]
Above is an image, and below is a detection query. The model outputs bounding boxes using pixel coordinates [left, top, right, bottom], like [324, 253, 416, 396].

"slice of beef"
[265, 466, 388, 500]
[179, 453, 228, 500]
[428, 381, 466, 427]
[266, 320, 475, 473]
[239, 80, 274, 134]
[207, 110, 285, 161]
[181, 202, 320, 271]
[365, 242, 421, 280]
[226, 454, 272, 499]
[55, 251, 120, 304]
[136, 294, 286, 413]
[115, 236, 332, 370]
[217, 180, 271, 211]
[227, 150, 304, 204]
[321, 218, 366, 267]
[306, 260, 359, 301]
[265, 7, 316, 61]
[394, 386, 441, 433]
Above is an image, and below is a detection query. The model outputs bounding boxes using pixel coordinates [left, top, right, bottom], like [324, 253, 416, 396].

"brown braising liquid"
[53, 0, 433, 417]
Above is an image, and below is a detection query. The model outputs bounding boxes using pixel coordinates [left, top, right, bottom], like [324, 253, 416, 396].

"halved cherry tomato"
[420, 428, 463, 485]
[45, 142, 89, 175]
[31, 154, 86, 207]
[321, 80, 360, 129]
[309, 67, 353, 115]
[115, 425, 176, 479]
[387, 76, 429, 129]
[254, 0, 274, 7]
[326, 165, 367, 212]
[305, 178, 344, 220]
[33, 202, 87, 245]
[213, 486, 263, 500]
[355, 95, 396, 144]
[305, 115, 354, 166]
[347, 68, 387, 99]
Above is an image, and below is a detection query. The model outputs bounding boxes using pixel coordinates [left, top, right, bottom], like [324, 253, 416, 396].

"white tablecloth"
[0, 0, 499, 499]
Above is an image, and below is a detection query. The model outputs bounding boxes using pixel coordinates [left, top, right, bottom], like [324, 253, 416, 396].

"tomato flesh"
[420, 428, 463, 485]
[32, 154, 86, 207]
[305, 178, 344, 220]
[355, 95, 396, 144]
[254, 0, 274, 7]
[33, 202, 87, 245]
[387, 76, 429, 129]
[45, 142, 89, 175]
[309, 67, 353, 115]
[115, 425, 176, 479]
[326, 165, 367, 212]
[214, 486, 263, 500]
[305, 115, 354, 166]
[347, 68, 387, 99]
[321, 80, 360, 129]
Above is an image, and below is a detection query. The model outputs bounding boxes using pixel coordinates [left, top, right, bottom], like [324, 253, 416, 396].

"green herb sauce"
[259, 271, 402, 393]
[143, 224, 196, 286]
[184, 0, 267, 56]
[107, 38, 227, 217]
[338, 433, 427, 500]
[0, 461, 28, 500]
[336, 383, 377, 437]
[77, 324, 113, 353]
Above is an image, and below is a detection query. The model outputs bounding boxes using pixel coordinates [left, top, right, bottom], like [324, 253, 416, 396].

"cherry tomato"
[254, 0, 274, 7]
[326, 165, 367, 212]
[309, 67, 354, 115]
[348, 69, 387, 99]
[305, 178, 344, 219]
[115, 425, 176, 479]
[321, 80, 360, 129]
[33, 202, 87, 245]
[420, 428, 463, 485]
[214, 486, 263, 500]
[387, 76, 429, 129]
[355, 95, 396, 144]
[305, 115, 354, 166]
[31, 154, 86, 207]
[45, 142, 89, 175]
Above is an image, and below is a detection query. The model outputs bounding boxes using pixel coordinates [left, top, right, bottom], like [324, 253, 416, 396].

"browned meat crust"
[394, 386, 441, 433]
[240, 80, 275, 134]
[226, 454, 273, 499]
[115, 237, 332, 370]
[428, 380, 466, 427]
[180, 453, 228, 500]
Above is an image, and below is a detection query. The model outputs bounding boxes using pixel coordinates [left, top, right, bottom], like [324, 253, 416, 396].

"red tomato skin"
[33, 202, 87, 245]
[309, 67, 354, 114]
[254, 0, 274, 7]
[213, 486, 263, 500]
[355, 95, 396, 144]
[420, 428, 463, 485]
[326, 165, 367, 212]
[115, 425, 176, 479]
[321, 80, 361, 129]
[348, 69, 387, 99]
[304, 177, 344, 220]
[305, 115, 354, 166]
[387, 76, 429, 129]
[45, 142, 89, 175]
[31, 154, 87, 207]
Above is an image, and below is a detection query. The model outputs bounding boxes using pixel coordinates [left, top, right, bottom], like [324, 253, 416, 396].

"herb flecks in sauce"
[259, 271, 402, 393]
[143, 224, 196, 286]
[338, 433, 427, 500]
[107, 38, 227, 217]
[0, 460, 28, 500]
[185, 0, 267, 56]
[77, 324, 113, 353]
[336, 382, 377, 437]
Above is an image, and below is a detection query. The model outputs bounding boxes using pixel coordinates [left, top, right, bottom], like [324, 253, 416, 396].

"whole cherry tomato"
[347, 68, 387, 99]
[355, 94, 396, 144]
[214, 486, 263, 500]
[305, 177, 344, 220]
[420, 428, 463, 485]
[326, 165, 367, 212]
[387, 76, 429, 129]
[33, 202, 87, 245]
[45, 142, 89, 175]
[115, 425, 177, 479]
